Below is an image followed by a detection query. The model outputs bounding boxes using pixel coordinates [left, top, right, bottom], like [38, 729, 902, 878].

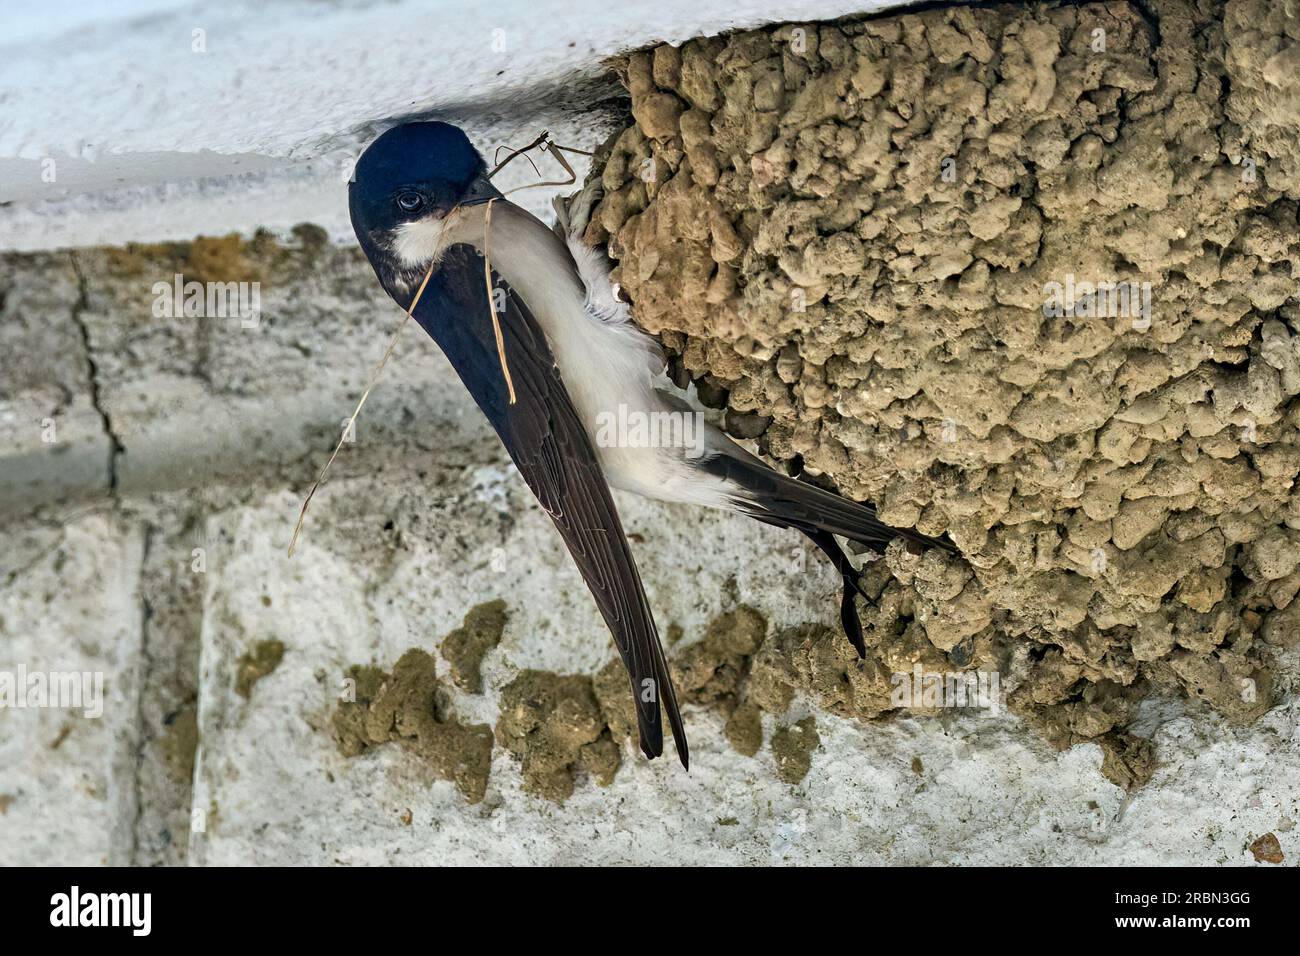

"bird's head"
[349, 121, 501, 290]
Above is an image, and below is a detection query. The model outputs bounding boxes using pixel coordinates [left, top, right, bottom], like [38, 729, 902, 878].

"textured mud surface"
[1249, 831, 1285, 863]
[332, 650, 494, 803]
[497, 670, 622, 802]
[233, 639, 285, 699]
[333, 604, 913, 801]
[585, 0, 1300, 780]
[440, 599, 508, 693]
[503, 604, 901, 796]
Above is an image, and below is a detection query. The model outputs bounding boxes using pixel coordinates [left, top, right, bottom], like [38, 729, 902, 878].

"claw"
[552, 176, 603, 242]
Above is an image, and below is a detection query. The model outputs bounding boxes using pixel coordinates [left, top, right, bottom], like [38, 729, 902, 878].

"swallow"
[349, 121, 954, 770]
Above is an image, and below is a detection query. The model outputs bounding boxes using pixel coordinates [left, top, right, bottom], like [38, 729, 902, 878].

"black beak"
[458, 171, 504, 208]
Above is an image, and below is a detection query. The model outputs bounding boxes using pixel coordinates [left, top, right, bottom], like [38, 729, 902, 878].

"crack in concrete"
[68, 250, 124, 492]
[127, 523, 157, 866]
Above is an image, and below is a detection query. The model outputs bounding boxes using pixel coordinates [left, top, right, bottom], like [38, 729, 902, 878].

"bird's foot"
[552, 176, 603, 242]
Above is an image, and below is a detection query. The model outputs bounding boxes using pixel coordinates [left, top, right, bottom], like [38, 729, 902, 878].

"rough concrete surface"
[1, 0, 1298, 867]
[0, 514, 145, 865]
[185, 476, 1300, 865]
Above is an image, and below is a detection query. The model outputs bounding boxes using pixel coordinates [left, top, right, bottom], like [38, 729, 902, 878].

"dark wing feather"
[703, 450, 956, 555]
[410, 244, 687, 767]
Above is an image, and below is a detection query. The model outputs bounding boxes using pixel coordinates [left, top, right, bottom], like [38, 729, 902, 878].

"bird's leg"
[801, 528, 869, 658]
[552, 174, 603, 241]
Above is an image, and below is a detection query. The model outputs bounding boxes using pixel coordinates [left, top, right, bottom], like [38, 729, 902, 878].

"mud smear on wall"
[333, 650, 495, 804]
[330, 602, 505, 803]
[440, 598, 507, 693]
[497, 670, 623, 802]
[584, 0, 1300, 784]
[234, 639, 285, 699]
[502, 606, 840, 797]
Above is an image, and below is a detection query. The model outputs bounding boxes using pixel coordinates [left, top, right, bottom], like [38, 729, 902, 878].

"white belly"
[462, 204, 735, 507]
[395, 201, 736, 508]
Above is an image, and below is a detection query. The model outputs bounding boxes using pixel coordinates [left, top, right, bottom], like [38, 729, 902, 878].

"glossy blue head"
[349, 121, 500, 291]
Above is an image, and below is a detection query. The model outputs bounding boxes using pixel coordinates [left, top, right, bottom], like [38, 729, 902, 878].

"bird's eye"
[395, 192, 424, 213]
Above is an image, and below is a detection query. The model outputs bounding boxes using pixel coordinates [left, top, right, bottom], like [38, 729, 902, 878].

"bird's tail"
[704, 451, 957, 555]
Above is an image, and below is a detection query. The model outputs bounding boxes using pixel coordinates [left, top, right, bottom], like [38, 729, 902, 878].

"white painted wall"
[0, 0, 913, 249]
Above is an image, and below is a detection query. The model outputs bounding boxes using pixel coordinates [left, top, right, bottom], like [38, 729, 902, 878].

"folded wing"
[410, 244, 688, 767]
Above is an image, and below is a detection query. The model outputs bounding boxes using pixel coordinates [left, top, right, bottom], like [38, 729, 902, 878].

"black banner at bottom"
[0, 865, 1288, 941]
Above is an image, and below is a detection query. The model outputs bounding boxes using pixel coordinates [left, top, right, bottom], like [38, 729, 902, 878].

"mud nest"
[582, 0, 1300, 784]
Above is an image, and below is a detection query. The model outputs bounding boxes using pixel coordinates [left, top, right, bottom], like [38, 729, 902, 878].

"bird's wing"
[411, 243, 687, 767]
[703, 447, 957, 554]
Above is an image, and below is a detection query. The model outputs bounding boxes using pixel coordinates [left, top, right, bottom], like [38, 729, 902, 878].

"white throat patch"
[388, 214, 457, 269]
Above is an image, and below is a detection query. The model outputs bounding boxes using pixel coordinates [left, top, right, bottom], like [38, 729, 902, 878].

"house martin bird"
[349, 121, 954, 770]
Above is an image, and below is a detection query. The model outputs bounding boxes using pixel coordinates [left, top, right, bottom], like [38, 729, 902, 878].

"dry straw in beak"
[287, 262, 434, 557]
[288, 131, 590, 557]
[480, 197, 517, 405]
